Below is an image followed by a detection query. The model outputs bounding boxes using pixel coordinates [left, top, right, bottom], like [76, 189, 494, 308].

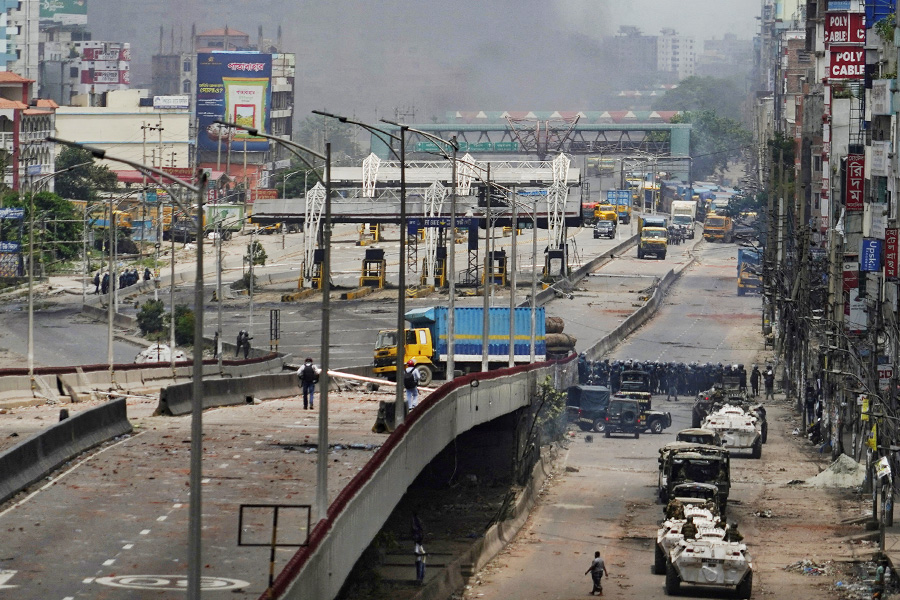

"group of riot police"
[577, 355, 749, 398]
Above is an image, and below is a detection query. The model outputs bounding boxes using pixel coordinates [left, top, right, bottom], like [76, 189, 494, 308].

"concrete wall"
[0, 398, 133, 504]
[268, 359, 576, 600]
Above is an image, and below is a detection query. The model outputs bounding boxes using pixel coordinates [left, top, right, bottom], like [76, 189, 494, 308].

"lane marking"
[0, 431, 145, 520]
[156, 516, 167, 522]
[202, 478, 211, 484]
[173, 503, 182, 509]
[82, 578, 94, 584]
[140, 529, 150, 535]
[123, 544, 134, 550]
[102, 559, 115, 567]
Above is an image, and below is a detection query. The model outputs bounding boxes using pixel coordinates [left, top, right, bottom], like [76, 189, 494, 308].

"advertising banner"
[82, 46, 130, 62]
[845, 154, 864, 212]
[872, 79, 893, 115]
[830, 45, 865, 79]
[825, 12, 865, 44]
[871, 141, 890, 176]
[843, 260, 859, 292]
[196, 52, 272, 153]
[250, 188, 279, 203]
[860, 239, 882, 272]
[80, 69, 130, 85]
[0, 241, 20, 252]
[886, 228, 899, 280]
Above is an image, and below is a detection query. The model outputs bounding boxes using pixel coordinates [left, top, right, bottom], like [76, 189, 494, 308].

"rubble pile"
[784, 559, 834, 576]
[804, 454, 866, 488]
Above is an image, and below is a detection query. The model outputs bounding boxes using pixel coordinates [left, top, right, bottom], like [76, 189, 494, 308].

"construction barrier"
[157, 372, 301, 416]
[0, 398, 133, 505]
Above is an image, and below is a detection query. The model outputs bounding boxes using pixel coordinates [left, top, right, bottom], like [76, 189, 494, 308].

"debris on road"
[784, 559, 834, 576]
[804, 454, 867, 488]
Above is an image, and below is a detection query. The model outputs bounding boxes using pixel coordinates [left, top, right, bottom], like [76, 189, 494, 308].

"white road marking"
[233, 455, 240, 459]
[0, 570, 18, 589]
[103, 559, 115, 566]
[0, 431, 145, 519]
[123, 544, 134, 550]
[219, 463, 229, 469]
[202, 478, 211, 484]
[156, 516, 167, 522]
[173, 503, 182, 508]
[82, 578, 94, 584]
[140, 529, 151, 535]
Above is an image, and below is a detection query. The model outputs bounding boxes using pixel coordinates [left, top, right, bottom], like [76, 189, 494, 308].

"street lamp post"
[47, 136, 207, 600]
[213, 121, 333, 522]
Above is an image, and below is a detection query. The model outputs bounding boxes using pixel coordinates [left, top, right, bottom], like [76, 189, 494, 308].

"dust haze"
[87, 0, 756, 120]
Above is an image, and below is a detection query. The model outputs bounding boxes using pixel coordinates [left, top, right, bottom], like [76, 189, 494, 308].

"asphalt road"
[460, 241, 849, 600]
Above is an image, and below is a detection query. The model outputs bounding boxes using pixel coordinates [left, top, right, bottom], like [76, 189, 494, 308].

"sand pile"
[804, 454, 867, 488]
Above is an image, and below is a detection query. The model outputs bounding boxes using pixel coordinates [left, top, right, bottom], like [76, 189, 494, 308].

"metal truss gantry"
[505, 116, 581, 160]
[303, 182, 327, 281]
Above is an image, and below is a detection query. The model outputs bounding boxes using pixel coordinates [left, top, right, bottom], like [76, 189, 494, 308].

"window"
[182, 80, 191, 94]
[69, 67, 77, 78]
[183, 60, 191, 72]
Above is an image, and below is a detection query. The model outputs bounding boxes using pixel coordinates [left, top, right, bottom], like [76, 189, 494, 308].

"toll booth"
[357, 223, 380, 245]
[360, 248, 386, 288]
[421, 246, 446, 287]
[310, 248, 326, 290]
[482, 250, 507, 286]
[544, 245, 568, 278]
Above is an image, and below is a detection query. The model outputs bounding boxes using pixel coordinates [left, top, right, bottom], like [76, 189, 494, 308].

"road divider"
[0, 398, 132, 505]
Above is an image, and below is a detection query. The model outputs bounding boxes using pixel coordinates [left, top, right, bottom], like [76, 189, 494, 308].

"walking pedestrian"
[584, 550, 609, 596]
[93, 271, 100, 294]
[242, 331, 252, 358]
[297, 357, 320, 410]
[101, 272, 110, 295]
[212, 331, 219, 359]
[404, 359, 420, 411]
[763, 368, 775, 401]
[750, 365, 761, 397]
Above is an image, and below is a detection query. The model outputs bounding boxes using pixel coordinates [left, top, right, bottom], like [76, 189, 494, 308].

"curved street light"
[212, 120, 334, 526]
[46, 136, 209, 600]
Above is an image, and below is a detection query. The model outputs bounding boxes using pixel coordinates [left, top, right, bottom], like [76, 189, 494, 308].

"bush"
[137, 299, 165, 336]
[167, 304, 195, 346]
[247, 240, 267, 266]
[231, 272, 258, 291]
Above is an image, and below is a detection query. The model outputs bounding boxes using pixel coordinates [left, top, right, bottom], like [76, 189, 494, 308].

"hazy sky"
[87, 0, 760, 117]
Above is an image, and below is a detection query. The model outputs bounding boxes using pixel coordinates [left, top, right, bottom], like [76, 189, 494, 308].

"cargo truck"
[373, 306, 547, 385]
[737, 248, 761, 296]
[670, 200, 697, 239]
[703, 214, 733, 242]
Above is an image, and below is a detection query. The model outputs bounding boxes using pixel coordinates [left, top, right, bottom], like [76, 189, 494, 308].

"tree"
[277, 163, 322, 198]
[671, 111, 752, 181]
[137, 299, 165, 337]
[651, 76, 746, 122]
[1, 190, 84, 264]
[167, 304, 195, 346]
[296, 116, 364, 161]
[54, 147, 118, 201]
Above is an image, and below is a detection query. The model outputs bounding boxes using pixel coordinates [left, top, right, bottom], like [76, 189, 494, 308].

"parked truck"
[737, 247, 761, 296]
[670, 200, 697, 239]
[373, 306, 547, 385]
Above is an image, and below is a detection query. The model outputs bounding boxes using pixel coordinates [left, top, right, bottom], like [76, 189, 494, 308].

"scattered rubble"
[784, 559, 834, 576]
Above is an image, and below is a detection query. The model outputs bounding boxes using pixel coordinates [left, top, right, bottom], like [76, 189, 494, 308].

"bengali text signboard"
[845, 154, 864, 212]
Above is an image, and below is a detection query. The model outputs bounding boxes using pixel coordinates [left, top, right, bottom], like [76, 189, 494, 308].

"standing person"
[763, 368, 775, 401]
[404, 359, 420, 411]
[235, 330, 246, 358]
[101, 272, 109, 295]
[212, 331, 219, 359]
[297, 357, 320, 410]
[93, 271, 100, 294]
[750, 365, 761, 397]
[143, 267, 151, 282]
[241, 331, 253, 359]
[412, 512, 426, 585]
[584, 550, 609, 596]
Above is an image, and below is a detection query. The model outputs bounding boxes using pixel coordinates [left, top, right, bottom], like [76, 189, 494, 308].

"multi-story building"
[0, 71, 55, 189]
[657, 28, 695, 82]
[39, 40, 131, 106]
[6, 0, 39, 93]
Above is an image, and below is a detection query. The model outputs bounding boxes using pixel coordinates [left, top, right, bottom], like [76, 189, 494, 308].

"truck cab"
[638, 227, 668, 259]
[594, 203, 618, 224]
[373, 328, 435, 385]
[703, 215, 733, 243]
[737, 248, 761, 296]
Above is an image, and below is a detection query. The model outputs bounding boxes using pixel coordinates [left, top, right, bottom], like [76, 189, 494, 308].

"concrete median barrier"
[0, 398, 132, 505]
[157, 372, 301, 416]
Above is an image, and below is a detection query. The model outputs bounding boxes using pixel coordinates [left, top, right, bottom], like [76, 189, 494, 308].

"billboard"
[39, 0, 87, 25]
[845, 154, 864, 212]
[830, 46, 865, 79]
[886, 228, 898, 280]
[824, 12, 865, 43]
[196, 52, 272, 153]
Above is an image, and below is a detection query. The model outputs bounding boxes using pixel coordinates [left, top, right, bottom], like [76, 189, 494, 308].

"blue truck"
[737, 248, 761, 296]
[373, 306, 547, 385]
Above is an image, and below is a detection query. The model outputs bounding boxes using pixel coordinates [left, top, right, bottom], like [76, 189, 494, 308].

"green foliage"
[875, 14, 896, 43]
[137, 299, 165, 336]
[296, 116, 364, 161]
[0, 190, 84, 264]
[247, 240, 267, 266]
[534, 376, 568, 440]
[168, 304, 195, 346]
[651, 76, 746, 122]
[277, 164, 322, 198]
[671, 110, 752, 180]
[54, 147, 118, 201]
